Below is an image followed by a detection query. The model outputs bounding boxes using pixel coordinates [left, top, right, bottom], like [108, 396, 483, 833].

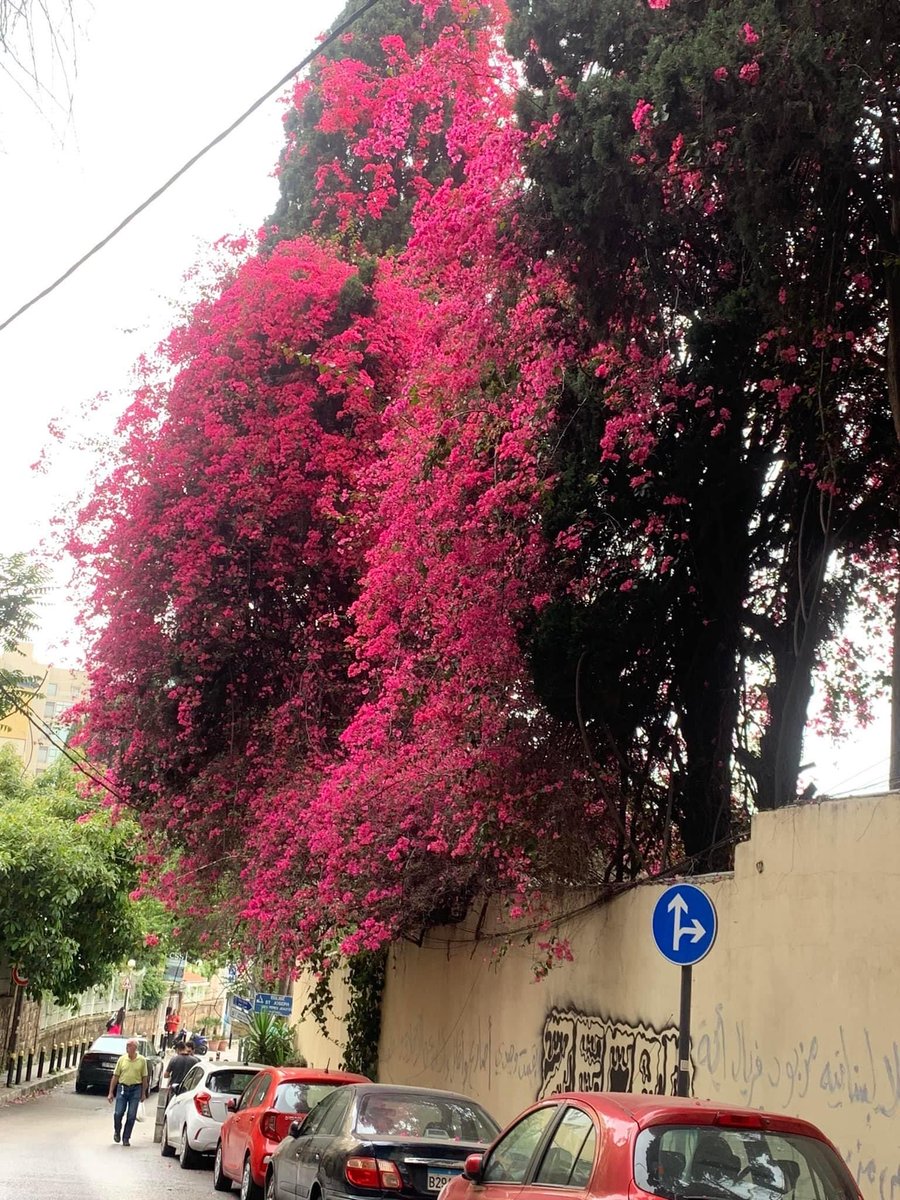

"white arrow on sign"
[668, 892, 706, 950]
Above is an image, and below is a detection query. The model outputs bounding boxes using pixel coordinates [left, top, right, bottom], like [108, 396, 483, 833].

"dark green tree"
[0, 754, 144, 1001]
[508, 0, 899, 867]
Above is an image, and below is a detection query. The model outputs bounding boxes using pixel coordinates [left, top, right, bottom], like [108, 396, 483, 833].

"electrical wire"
[0, 0, 383, 335]
[0, 677, 126, 801]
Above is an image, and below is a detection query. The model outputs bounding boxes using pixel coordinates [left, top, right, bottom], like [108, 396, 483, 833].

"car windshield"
[209, 1070, 260, 1095]
[274, 1082, 342, 1114]
[89, 1037, 131, 1052]
[354, 1093, 498, 1142]
[634, 1126, 858, 1200]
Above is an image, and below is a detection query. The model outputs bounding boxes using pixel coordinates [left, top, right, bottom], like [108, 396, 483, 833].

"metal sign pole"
[678, 965, 692, 1097]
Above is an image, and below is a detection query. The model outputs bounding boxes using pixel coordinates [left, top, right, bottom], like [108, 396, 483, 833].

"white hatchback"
[161, 1059, 263, 1169]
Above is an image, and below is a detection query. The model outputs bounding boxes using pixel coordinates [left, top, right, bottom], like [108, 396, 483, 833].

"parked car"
[440, 1092, 861, 1200]
[161, 1059, 263, 1168]
[75, 1033, 164, 1094]
[214, 1066, 371, 1198]
[265, 1083, 500, 1200]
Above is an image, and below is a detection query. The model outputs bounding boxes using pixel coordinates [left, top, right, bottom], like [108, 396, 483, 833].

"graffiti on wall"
[538, 1007, 686, 1099]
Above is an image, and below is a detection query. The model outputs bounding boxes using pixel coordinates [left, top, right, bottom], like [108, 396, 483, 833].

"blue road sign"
[226, 963, 238, 984]
[652, 884, 717, 966]
[253, 992, 293, 1018]
[231, 995, 253, 1017]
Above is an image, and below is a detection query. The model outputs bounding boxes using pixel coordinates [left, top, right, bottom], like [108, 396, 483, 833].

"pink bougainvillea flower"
[739, 61, 761, 85]
[742, 22, 760, 44]
[713, 66, 729, 82]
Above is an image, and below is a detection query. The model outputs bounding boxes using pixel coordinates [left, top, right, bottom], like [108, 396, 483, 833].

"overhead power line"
[0, 0, 382, 335]
[0, 677, 126, 801]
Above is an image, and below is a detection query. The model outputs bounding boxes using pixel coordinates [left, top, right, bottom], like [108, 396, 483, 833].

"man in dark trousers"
[107, 1038, 148, 1146]
[163, 1040, 199, 1104]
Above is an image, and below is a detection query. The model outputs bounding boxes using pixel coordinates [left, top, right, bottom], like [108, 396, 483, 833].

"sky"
[0, 0, 891, 799]
[0, 0, 342, 645]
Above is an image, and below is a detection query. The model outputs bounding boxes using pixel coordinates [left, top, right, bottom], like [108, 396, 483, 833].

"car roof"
[263, 1067, 371, 1084]
[352, 1083, 489, 1106]
[201, 1061, 264, 1071]
[548, 1093, 829, 1140]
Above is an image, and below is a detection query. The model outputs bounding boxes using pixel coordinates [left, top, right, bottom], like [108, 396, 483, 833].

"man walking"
[163, 1039, 199, 1102]
[107, 1037, 148, 1146]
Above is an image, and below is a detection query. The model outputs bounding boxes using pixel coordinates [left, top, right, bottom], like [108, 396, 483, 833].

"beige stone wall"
[376, 793, 900, 1200]
[292, 968, 354, 1073]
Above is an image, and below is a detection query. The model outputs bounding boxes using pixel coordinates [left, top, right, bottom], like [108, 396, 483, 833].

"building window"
[36, 746, 49, 764]
[46, 681, 58, 697]
[44, 702, 55, 718]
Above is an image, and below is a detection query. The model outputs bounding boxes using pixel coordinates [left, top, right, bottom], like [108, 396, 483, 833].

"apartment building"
[0, 642, 87, 775]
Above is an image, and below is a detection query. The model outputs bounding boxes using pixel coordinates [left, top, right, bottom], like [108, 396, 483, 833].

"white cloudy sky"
[0, 0, 342, 640]
[0, 0, 890, 797]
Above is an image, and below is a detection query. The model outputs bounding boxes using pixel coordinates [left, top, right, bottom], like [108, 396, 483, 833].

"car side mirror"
[463, 1154, 484, 1181]
[289, 1120, 303, 1138]
[225, 1098, 237, 1112]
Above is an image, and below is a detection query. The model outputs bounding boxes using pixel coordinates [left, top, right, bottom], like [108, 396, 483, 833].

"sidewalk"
[0, 1066, 77, 1109]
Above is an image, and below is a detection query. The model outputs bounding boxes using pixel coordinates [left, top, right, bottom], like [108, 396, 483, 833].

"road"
[0, 1083, 217, 1198]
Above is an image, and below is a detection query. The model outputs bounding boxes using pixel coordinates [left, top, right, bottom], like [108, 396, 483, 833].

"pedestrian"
[164, 1007, 179, 1049]
[107, 1037, 148, 1146]
[106, 1006, 126, 1035]
[163, 1040, 199, 1101]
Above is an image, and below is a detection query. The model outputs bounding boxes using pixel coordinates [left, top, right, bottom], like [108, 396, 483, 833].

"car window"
[354, 1093, 498, 1141]
[483, 1107, 557, 1184]
[240, 1073, 271, 1111]
[181, 1066, 204, 1091]
[300, 1088, 347, 1137]
[634, 1126, 858, 1200]
[208, 1069, 260, 1095]
[534, 1108, 596, 1188]
[318, 1089, 352, 1137]
[274, 1081, 341, 1115]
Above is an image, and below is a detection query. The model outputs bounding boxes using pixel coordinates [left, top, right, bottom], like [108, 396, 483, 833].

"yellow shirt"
[113, 1053, 148, 1086]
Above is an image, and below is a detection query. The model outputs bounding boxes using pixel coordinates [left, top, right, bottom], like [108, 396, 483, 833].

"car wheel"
[75, 1079, 87, 1094]
[241, 1157, 262, 1200]
[265, 1171, 278, 1200]
[179, 1125, 203, 1170]
[213, 1143, 233, 1192]
[160, 1118, 176, 1157]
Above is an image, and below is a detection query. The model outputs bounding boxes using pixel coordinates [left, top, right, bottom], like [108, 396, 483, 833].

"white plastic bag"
[135, 1101, 146, 1122]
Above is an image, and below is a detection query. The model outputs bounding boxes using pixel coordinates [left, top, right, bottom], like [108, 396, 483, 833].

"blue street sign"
[231, 995, 253, 1017]
[226, 963, 238, 984]
[652, 884, 717, 966]
[253, 992, 293, 1018]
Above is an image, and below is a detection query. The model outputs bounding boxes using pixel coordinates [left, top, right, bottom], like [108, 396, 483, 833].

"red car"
[443, 1093, 861, 1200]
[213, 1066, 370, 1199]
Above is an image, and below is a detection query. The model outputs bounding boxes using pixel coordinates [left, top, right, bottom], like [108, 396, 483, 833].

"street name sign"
[253, 992, 293, 1017]
[651, 883, 717, 966]
[231, 995, 253, 1017]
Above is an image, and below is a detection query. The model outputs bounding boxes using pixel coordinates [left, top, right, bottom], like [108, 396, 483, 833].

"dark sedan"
[265, 1083, 500, 1200]
[75, 1034, 163, 1094]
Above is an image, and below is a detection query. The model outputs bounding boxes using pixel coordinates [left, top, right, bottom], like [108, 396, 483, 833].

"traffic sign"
[11, 966, 28, 987]
[253, 992, 293, 1018]
[231, 995, 253, 1017]
[652, 884, 717, 966]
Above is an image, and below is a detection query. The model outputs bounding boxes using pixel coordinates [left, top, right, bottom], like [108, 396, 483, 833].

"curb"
[0, 1067, 77, 1109]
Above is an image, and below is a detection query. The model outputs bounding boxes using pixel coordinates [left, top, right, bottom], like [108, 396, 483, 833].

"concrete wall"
[375, 793, 900, 1200]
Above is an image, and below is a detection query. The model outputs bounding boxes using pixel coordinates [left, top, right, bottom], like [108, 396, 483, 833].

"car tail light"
[194, 1091, 212, 1118]
[713, 1111, 768, 1129]
[260, 1111, 280, 1140]
[82, 1054, 100, 1064]
[345, 1157, 402, 1189]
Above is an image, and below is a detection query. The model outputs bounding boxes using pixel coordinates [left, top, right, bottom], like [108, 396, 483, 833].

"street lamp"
[123, 958, 137, 1027]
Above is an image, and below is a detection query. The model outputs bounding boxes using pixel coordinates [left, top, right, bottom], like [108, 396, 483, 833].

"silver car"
[161, 1059, 263, 1168]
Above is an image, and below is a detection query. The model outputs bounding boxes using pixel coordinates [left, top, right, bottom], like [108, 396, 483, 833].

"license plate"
[427, 1172, 456, 1192]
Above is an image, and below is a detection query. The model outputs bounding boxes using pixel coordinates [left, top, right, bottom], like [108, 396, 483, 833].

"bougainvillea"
[70, 0, 899, 970]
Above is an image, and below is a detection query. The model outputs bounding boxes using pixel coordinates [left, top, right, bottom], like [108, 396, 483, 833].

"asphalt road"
[0, 1083, 217, 1198]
